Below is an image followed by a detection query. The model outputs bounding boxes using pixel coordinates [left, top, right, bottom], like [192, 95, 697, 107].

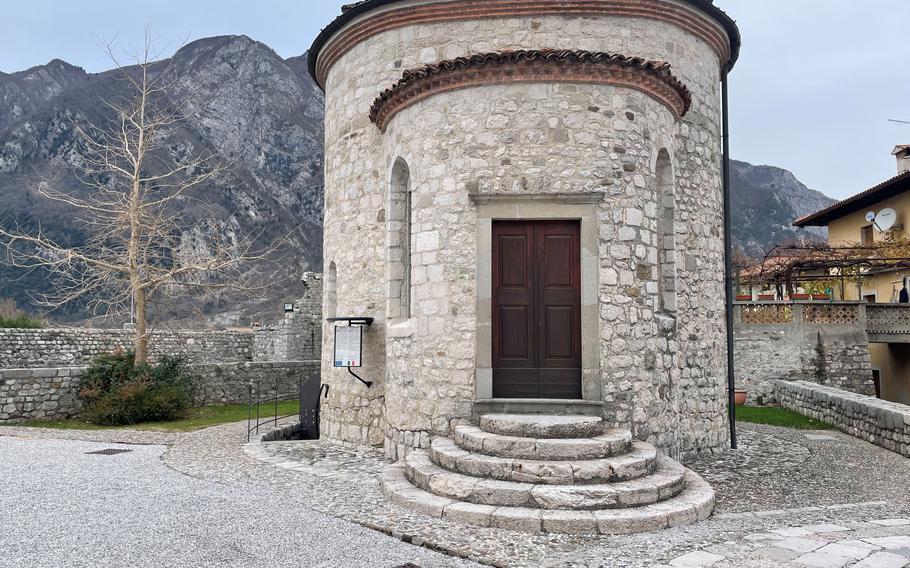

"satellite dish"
[876, 208, 898, 231]
[866, 211, 877, 223]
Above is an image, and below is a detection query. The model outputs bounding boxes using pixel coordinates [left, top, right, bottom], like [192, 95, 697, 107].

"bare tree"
[0, 34, 282, 364]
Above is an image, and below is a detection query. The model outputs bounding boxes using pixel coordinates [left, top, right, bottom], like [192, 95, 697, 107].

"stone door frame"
[471, 192, 604, 402]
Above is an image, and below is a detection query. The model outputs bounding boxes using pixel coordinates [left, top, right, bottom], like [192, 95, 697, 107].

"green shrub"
[0, 314, 43, 328]
[78, 351, 193, 426]
[0, 299, 43, 328]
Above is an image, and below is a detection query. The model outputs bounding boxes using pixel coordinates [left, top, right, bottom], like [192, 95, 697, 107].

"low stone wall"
[734, 303, 875, 402]
[773, 380, 910, 458]
[0, 328, 254, 368]
[0, 361, 320, 423]
[192, 361, 319, 406]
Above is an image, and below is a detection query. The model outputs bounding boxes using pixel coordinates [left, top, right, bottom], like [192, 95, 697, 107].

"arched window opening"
[388, 158, 412, 319]
[656, 150, 677, 314]
[326, 261, 338, 319]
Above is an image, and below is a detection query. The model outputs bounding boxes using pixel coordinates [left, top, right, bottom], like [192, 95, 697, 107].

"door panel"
[492, 220, 581, 399]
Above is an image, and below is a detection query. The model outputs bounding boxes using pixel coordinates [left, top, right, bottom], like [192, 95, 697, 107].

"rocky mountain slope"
[730, 160, 835, 257]
[0, 36, 324, 325]
[0, 34, 834, 322]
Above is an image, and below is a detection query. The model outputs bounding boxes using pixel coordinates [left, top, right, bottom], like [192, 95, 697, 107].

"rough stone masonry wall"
[320, 9, 730, 458]
[0, 361, 320, 423]
[0, 328, 253, 368]
[734, 304, 876, 403]
[774, 380, 910, 459]
[253, 273, 324, 363]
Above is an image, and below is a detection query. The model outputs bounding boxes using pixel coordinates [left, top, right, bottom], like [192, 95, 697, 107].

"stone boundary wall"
[773, 380, 910, 458]
[0, 328, 254, 368]
[0, 361, 320, 423]
[734, 303, 875, 402]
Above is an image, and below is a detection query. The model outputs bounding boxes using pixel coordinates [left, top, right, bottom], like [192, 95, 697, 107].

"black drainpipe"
[722, 71, 737, 450]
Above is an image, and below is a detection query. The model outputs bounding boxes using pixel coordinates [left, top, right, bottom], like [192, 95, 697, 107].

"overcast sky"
[1, 1, 907, 200]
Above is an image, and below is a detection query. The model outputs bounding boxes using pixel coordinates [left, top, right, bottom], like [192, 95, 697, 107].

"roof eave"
[307, 0, 742, 89]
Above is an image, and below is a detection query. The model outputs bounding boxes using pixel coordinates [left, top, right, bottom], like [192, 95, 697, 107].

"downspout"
[722, 72, 737, 450]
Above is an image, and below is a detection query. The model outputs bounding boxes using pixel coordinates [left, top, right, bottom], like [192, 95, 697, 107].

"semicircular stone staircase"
[381, 414, 715, 534]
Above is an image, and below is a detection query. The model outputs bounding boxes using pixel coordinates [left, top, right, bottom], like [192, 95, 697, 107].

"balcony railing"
[734, 301, 910, 341]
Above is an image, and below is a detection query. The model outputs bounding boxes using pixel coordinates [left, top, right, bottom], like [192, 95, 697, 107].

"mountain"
[0, 36, 325, 325]
[0, 35, 836, 323]
[730, 159, 835, 257]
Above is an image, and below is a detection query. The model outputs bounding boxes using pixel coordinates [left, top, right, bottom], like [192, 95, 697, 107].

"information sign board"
[333, 326, 363, 368]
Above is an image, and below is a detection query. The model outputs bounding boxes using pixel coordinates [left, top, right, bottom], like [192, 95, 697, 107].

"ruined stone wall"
[253, 272, 324, 363]
[0, 328, 253, 368]
[774, 380, 910, 458]
[0, 361, 319, 423]
[319, 7, 732, 456]
[734, 303, 876, 403]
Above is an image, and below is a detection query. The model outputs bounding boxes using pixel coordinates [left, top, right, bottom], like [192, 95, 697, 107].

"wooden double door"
[492, 220, 582, 399]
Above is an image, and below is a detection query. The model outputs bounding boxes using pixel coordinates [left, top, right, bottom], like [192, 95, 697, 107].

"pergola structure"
[738, 241, 910, 300]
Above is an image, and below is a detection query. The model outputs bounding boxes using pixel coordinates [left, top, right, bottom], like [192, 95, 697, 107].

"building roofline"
[306, 0, 742, 88]
[794, 171, 910, 227]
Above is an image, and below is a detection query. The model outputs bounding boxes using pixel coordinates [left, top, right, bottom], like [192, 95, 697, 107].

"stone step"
[382, 464, 715, 535]
[405, 450, 686, 510]
[479, 413, 604, 439]
[454, 425, 631, 460]
[430, 437, 657, 485]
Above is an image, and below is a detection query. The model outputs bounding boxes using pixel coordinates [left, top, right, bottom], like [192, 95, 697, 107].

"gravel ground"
[3, 420, 910, 568]
[0, 434, 481, 568]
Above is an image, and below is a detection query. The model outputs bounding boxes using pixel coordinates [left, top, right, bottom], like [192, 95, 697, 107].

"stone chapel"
[308, 0, 741, 533]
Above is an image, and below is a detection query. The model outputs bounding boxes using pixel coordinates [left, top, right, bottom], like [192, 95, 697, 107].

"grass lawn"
[17, 400, 301, 432]
[736, 405, 833, 430]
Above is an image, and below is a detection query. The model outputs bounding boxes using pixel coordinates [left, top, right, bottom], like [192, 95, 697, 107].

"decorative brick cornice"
[311, 0, 739, 88]
[369, 50, 692, 132]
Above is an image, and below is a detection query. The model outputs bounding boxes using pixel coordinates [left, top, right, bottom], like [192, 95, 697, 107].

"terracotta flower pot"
[791, 294, 811, 300]
[734, 390, 748, 406]
[758, 294, 775, 301]
[812, 294, 829, 301]
[736, 295, 752, 301]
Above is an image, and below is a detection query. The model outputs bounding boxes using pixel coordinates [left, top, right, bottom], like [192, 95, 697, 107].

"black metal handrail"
[246, 375, 301, 442]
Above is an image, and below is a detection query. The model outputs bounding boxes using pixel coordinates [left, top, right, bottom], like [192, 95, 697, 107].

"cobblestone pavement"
[3, 421, 910, 567]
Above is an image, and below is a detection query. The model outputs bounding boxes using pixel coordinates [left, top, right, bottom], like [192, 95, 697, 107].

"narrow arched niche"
[388, 158, 412, 319]
[656, 149, 677, 314]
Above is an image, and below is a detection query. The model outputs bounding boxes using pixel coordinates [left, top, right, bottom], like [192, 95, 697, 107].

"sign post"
[327, 317, 374, 387]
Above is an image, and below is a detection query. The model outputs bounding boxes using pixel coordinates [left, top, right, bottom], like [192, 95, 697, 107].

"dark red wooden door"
[492, 220, 582, 399]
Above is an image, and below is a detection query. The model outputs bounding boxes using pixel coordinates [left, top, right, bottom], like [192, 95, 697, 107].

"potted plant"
[758, 294, 775, 300]
[812, 293, 830, 301]
[734, 390, 748, 406]
[791, 293, 811, 300]
[736, 294, 752, 301]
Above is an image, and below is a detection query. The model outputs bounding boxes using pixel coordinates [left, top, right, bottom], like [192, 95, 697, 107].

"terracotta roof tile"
[369, 49, 692, 129]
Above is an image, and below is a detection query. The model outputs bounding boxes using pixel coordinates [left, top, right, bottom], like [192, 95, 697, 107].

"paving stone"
[791, 551, 852, 568]
[802, 524, 851, 534]
[758, 546, 800, 563]
[865, 536, 910, 549]
[814, 540, 880, 560]
[853, 552, 910, 568]
[668, 550, 725, 567]
[773, 527, 817, 537]
[872, 519, 910, 527]
[775, 537, 827, 553]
